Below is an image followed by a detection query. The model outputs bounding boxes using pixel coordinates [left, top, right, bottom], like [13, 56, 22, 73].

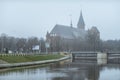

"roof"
[50, 24, 87, 39]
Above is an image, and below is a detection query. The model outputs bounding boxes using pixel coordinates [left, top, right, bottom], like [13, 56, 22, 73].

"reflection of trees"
[50, 61, 100, 80]
[87, 65, 100, 80]
[52, 77, 68, 80]
[0, 66, 48, 76]
[64, 65, 100, 80]
[51, 63, 120, 80]
[0, 68, 27, 76]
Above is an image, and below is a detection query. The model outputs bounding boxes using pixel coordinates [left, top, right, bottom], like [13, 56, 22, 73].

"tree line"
[0, 32, 120, 53]
[47, 29, 120, 52]
[0, 33, 46, 53]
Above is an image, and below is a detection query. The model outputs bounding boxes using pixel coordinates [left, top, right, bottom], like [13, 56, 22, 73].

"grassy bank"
[0, 54, 64, 63]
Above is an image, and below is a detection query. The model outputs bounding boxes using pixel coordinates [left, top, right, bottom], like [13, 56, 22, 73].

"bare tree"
[86, 27, 101, 51]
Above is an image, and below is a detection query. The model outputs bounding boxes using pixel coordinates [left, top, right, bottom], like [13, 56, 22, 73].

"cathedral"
[46, 11, 100, 51]
[47, 12, 87, 40]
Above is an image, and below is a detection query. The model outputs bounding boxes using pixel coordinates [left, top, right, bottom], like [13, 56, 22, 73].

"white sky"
[0, 0, 120, 40]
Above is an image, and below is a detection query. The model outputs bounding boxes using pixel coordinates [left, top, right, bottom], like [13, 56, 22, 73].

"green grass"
[0, 54, 64, 63]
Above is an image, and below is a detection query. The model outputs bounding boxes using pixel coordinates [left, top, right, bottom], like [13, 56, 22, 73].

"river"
[0, 59, 120, 80]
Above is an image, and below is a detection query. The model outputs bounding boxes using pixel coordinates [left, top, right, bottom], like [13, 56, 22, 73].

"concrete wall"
[97, 52, 107, 65]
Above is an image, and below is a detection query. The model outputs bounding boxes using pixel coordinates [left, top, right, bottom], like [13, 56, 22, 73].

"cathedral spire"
[77, 11, 85, 30]
[70, 14, 73, 28]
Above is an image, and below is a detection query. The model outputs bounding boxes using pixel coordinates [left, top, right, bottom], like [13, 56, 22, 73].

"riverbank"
[0, 54, 64, 63]
[0, 54, 70, 69]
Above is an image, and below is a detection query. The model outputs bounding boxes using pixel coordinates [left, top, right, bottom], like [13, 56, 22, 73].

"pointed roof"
[77, 11, 85, 30]
[50, 24, 87, 39]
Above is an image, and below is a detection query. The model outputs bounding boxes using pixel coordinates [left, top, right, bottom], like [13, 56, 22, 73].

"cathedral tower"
[77, 11, 85, 30]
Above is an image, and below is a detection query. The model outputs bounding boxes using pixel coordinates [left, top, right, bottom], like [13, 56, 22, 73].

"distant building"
[48, 12, 87, 40]
[46, 11, 100, 52]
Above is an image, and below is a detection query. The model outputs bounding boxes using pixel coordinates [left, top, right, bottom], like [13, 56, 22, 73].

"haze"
[0, 0, 120, 40]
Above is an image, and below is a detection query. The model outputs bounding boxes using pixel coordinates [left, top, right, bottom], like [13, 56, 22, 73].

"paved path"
[0, 60, 8, 64]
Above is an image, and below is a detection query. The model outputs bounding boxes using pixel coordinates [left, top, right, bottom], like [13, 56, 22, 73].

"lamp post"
[45, 42, 50, 54]
[1, 36, 4, 53]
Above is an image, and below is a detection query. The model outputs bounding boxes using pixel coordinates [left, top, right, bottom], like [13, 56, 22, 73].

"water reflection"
[0, 59, 120, 80]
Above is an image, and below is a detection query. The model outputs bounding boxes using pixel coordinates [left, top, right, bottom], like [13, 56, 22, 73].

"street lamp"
[45, 42, 50, 54]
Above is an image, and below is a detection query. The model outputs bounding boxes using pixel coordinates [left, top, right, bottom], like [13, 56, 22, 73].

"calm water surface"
[0, 59, 120, 80]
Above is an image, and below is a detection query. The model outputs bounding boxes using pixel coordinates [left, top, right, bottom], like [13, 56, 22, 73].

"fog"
[0, 0, 120, 40]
